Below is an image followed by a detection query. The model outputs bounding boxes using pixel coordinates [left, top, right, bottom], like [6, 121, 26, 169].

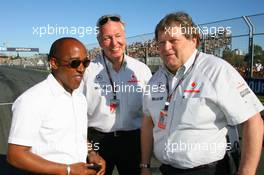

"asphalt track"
[0, 66, 47, 154]
[0, 66, 47, 175]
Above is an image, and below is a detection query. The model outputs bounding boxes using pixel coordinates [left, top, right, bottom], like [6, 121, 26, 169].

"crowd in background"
[1, 38, 264, 79]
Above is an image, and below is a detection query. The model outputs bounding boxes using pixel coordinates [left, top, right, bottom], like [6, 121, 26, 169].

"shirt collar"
[102, 52, 127, 71]
[47, 74, 80, 97]
[183, 49, 197, 74]
[162, 49, 198, 78]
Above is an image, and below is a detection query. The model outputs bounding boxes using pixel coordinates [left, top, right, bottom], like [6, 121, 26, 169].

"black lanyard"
[102, 53, 123, 100]
[165, 51, 200, 102]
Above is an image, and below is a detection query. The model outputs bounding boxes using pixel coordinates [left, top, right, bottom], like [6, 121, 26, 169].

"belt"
[88, 127, 140, 137]
[161, 155, 228, 173]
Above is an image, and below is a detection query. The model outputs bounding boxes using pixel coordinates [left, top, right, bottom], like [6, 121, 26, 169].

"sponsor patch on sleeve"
[240, 88, 251, 97]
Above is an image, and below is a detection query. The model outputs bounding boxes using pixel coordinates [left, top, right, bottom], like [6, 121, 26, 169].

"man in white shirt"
[141, 12, 263, 175]
[83, 15, 152, 175]
[8, 37, 105, 175]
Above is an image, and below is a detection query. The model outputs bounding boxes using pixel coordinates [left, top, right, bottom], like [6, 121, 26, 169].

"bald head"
[48, 37, 87, 61]
[47, 37, 88, 93]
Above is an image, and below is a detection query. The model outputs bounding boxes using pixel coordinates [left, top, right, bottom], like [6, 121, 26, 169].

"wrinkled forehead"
[97, 21, 125, 39]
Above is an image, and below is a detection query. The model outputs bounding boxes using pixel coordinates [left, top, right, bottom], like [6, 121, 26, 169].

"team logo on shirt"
[96, 74, 103, 81]
[128, 74, 140, 83]
[240, 88, 250, 97]
[236, 82, 247, 90]
[237, 82, 250, 97]
[183, 81, 200, 93]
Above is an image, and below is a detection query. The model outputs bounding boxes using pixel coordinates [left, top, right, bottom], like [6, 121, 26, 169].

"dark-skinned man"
[7, 37, 105, 175]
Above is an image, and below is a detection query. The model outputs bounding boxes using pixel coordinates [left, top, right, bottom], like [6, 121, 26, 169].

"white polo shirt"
[8, 74, 88, 164]
[83, 54, 152, 132]
[143, 50, 264, 168]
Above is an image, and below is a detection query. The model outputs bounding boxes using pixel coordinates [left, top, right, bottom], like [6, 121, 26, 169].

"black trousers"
[160, 155, 230, 175]
[88, 128, 141, 175]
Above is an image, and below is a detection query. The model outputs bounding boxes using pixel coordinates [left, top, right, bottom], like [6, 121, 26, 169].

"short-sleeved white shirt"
[143, 50, 264, 168]
[8, 74, 88, 164]
[83, 54, 152, 132]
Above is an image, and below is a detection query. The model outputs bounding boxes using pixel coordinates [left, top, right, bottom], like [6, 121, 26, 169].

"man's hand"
[87, 151, 106, 175]
[7, 144, 97, 175]
[69, 162, 97, 175]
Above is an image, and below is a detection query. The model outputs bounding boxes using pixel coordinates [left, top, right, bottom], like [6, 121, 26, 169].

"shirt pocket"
[40, 113, 72, 142]
[176, 97, 216, 128]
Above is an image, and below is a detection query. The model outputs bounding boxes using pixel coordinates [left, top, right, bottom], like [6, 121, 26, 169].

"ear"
[97, 35, 103, 48]
[49, 57, 58, 70]
[191, 37, 198, 48]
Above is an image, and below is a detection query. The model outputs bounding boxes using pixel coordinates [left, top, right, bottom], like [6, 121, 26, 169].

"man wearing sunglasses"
[83, 15, 152, 175]
[7, 37, 105, 175]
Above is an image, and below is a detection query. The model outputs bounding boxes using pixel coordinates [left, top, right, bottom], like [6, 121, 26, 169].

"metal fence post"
[243, 16, 255, 78]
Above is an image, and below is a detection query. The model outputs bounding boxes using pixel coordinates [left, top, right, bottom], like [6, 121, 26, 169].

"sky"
[0, 0, 264, 55]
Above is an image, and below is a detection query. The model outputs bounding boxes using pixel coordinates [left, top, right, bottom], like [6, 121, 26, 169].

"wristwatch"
[140, 163, 150, 168]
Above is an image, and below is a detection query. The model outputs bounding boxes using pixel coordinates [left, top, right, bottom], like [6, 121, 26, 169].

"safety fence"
[87, 13, 264, 79]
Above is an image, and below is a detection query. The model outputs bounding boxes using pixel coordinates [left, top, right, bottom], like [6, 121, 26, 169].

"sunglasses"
[59, 58, 90, 68]
[97, 15, 121, 27]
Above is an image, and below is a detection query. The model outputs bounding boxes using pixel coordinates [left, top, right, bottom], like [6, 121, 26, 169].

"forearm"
[238, 113, 264, 175]
[7, 144, 66, 175]
[141, 115, 154, 164]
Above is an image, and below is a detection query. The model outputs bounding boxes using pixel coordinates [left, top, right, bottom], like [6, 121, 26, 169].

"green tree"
[244, 44, 264, 64]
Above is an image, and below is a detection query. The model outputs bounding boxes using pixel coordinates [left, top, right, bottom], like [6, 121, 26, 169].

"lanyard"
[102, 53, 123, 100]
[165, 51, 200, 102]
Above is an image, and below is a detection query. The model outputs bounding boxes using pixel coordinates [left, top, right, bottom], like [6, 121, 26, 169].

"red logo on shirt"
[110, 103, 117, 113]
[191, 82, 197, 88]
[184, 81, 200, 93]
[128, 74, 140, 83]
[236, 82, 246, 90]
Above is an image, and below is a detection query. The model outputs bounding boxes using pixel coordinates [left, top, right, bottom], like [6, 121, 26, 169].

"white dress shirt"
[83, 54, 152, 132]
[9, 74, 88, 164]
[143, 50, 264, 168]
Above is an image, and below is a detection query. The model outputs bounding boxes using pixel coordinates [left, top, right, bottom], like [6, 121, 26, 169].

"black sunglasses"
[59, 59, 90, 68]
[97, 15, 121, 27]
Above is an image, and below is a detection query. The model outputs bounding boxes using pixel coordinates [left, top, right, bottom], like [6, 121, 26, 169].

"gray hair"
[155, 12, 200, 47]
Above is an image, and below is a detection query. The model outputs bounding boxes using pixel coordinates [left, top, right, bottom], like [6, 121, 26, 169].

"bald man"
[7, 37, 105, 175]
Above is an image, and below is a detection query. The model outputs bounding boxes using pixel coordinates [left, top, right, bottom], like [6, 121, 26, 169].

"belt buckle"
[113, 131, 119, 137]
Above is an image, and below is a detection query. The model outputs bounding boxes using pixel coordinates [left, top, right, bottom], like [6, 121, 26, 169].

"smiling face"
[157, 23, 197, 74]
[49, 38, 88, 93]
[97, 21, 126, 65]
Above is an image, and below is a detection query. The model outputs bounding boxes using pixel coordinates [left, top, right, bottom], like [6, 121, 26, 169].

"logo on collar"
[96, 74, 103, 81]
[184, 81, 200, 93]
[128, 74, 140, 83]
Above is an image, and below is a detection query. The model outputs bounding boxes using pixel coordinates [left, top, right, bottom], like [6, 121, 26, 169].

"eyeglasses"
[60, 59, 90, 68]
[97, 15, 121, 27]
